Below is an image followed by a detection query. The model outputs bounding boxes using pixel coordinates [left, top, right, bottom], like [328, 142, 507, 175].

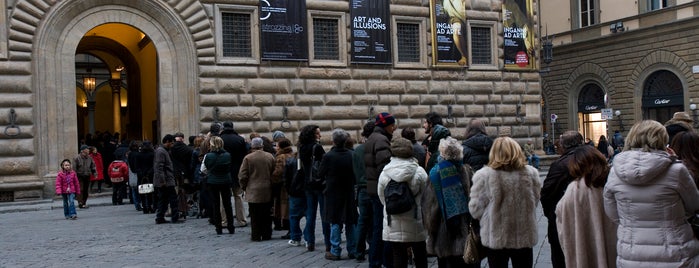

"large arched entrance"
[642, 70, 684, 123]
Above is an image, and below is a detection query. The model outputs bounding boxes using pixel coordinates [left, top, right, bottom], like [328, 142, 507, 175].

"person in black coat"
[319, 128, 358, 260]
[461, 119, 493, 172]
[219, 121, 249, 227]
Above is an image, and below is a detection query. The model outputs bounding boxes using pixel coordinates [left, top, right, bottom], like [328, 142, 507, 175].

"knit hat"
[250, 137, 264, 149]
[375, 112, 396, 128]
[391, 137, 413, 158]
[272, 130, 286, 141]
[80, 145, 89, 151]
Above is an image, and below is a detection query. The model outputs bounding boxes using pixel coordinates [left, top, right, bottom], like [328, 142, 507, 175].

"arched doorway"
[642, 70, 684, 123]
[74, 23, 158, 144]
[577, 82, 606, 145]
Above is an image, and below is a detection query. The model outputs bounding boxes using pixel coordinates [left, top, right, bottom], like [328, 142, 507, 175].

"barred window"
[312, 18, 339, 60]
[397, 23, 420, 63]
[470, 26, 492, 65]
[222, 12, 251, 57]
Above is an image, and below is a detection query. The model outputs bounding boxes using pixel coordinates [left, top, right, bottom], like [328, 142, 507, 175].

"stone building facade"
[0, 0, 542, 201]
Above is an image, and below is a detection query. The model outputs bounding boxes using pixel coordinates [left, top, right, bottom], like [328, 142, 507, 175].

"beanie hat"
[250, 137, 264, 149]
[223, 121, 234, 129]
[80, 145, 89, 151]
[375, 112, 396, 128]
[391, 137, 413, 158]
[272, 130, 286, 141]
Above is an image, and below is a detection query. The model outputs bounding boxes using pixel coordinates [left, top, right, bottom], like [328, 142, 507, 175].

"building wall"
[0, 0, 542, 200]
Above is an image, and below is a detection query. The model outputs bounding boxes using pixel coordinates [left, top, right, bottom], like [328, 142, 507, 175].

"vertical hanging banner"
[430, 0, 468, 67]
[350, 0, 391, 64]
[260, 0, 308, 61]
[503, 0, 535, 70]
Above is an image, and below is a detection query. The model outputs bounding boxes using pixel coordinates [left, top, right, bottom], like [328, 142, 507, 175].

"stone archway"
[26, 0, 207, 180]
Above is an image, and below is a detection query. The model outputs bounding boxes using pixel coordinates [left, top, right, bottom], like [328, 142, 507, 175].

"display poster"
[503, 0, 535, 70]
[350, 0, 391, 64]
[259, 0, 308, 61]
[429, 0, 467, 67]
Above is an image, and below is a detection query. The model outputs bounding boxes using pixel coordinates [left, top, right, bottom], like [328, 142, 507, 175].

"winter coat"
[604, 149, 699, 267]
[364, 127, 393, 196]
[421, 160, 472, 257]
[298, 142, 326, 191]
[220, 128, 248, 188]
[425, 124, 451, 172]
[541, 146, 578, 219]
[378, 157, 427, 243]
[170, 141, 193, 178]
[239, 149, 276, 203]
[135, 150, 154, 184]
[412, 141, 427, 170]
[468, 166, 540, 249]
[352, 144, 367, 188]
[203, 149, 232, 185]
[272, 146, 294, 185]
[89, 152, 104, 181]
[114, 143, 129, 161]
[319, 146, 358, 224]
[56, 170, 80, 195]
[461, 133, 493, 171]
[153, 146, 175, 187]
[556, 179, 617, 268]
[73, 154, 96, 177]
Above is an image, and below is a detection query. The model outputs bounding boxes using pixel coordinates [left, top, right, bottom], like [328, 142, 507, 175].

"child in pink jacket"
[56, 159, 81, 220]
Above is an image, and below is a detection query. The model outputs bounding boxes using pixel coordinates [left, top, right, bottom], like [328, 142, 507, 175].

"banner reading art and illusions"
[503, 0, 535, 70]
[430, 0, 467, 67]
[350, 0, 391, 64]
[260, 0, 308, 61]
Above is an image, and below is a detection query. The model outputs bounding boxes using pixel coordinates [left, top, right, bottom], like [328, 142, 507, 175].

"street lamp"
[615, 110, 624, 131]
[690, 102, 698, 128]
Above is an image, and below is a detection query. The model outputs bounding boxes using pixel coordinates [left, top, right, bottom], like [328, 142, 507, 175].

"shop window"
[309, 11, 346, 67]
[467, 21, 497, 70]
[215, 5, 259, 64]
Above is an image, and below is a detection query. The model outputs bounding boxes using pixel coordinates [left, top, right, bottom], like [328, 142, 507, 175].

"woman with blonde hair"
[604, 120, 699, 267]
[468, 137, 540, 268]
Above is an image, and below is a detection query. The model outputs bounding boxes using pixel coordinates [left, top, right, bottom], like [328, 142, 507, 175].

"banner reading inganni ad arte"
[430, 0, 467, 67]
[260, 0, 308, 61]
[503, 0, 535, 70]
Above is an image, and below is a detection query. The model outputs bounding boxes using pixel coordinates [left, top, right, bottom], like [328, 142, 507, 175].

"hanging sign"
[350, 0, 391, 64]
[259, 0, 308, 61]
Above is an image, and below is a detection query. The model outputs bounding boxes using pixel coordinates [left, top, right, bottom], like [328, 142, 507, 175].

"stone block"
[289, 79, 305, 93]
[456, 94, 475, 104]
[259, 66, 297, 78]
[249, 78, 289, 94]
[429, 80, 451, 94]
[0, 156, 34, 175]
[494, 82, 511, 94]
[379, 94, 402, 105]
[353, 69, 391, 79]
[340, 80, 367, 94]
[296, 95, 325, 106]
[200, 94, 238, 106]
[326, 95, 353, 105]
[474, 95, 490, 104]
[405, 81, 429, 94]
[409, 106, 431, 118]
[467, 81, 494, 94]
[466, 71, 502, 80]
[511, 82, 526, 94]
[218, 107, 261, 121]
[218, 78, 246, 94]
[401, 94, 420, 105]
[312, 106, 365, 120]
[420, 94, 439, 105]
[306, 79, 340, 94]
[368, 80, 405, 94]
[0, 139, 34, 157]
[239, 95, 254, 106]
[252, 94, 274, 106]
[465, 104, 484, 117]
[198, 77, 217, 93]
[392, 69, 432, 80]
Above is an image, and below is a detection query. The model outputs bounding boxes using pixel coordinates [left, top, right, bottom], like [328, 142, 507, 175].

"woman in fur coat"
[422, 136, 475, 268]
[555, 145, 617, 268]
[468, 137, 540, 268]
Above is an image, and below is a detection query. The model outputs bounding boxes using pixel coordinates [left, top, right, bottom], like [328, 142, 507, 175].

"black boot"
[216, 227, 223, 235]
[227, 225, 235, 234]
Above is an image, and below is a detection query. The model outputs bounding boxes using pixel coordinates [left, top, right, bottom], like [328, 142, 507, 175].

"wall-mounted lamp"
[615, 110, 624, 131]
[610, 21, 625, 33]
[690, 103, 698, 128]
[120, 99, 128, 115]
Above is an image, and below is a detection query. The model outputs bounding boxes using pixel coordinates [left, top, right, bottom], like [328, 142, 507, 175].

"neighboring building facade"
[540, 0, 699, 144]
[0, 0, 542, 201]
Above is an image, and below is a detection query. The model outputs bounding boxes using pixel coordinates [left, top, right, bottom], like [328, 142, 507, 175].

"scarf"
[429, 159, 469, 221]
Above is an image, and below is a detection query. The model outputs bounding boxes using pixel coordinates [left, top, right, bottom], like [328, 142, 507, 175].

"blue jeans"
[527, 154, 540, 169]
[131, 186, 141, 209]
[330, 223, 357, 257]
[289, 195, 307, 241]
[354, 187, 372, 256]
[304, 189, 330, 248]
[62, 193, 76, 218]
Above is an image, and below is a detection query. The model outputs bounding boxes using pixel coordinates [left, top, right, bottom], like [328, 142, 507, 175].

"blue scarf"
[429, 159, 469, 221]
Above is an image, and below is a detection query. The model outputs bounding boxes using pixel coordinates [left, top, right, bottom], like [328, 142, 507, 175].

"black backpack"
[284, 155, 305, 197]
[384, 179, 416, 225]
[306, 143, 324, 188]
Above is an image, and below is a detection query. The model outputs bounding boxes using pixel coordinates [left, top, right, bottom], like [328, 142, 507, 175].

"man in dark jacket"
[220, 121, 249, 227]
[461, 119, 493, 171]
[540, 130, 583, 268]
[74, 145, 97, 209]
[423, 112, 451, 172]
[364, 112, 396, 268]
[352, 120, 375, 261]
[154, 134, 180, 224]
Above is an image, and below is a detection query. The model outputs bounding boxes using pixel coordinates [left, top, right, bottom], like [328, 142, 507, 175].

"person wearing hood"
[423, 136, 475, 267]
[461, 119, 493, 172]
[604, 120, 699, 267]
[378, 137, 428, 268]
[424, 112, 451, 172]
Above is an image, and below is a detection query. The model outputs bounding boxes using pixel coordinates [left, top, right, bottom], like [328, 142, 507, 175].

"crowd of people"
[55, 110, 699, 267]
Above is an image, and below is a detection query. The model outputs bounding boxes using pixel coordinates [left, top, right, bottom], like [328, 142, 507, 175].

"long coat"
[604, 149, 699, 267]
[378, 157, 427, 243]
[468, 166, 540, 249]
[319, 146, 357, 224]
[239, 149, 276, 203]
[556, 179, 617, 268]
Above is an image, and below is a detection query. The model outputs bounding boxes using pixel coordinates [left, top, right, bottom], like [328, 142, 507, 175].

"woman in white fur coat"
[555, 145, 617, 268]
[468, 136, 540, 268]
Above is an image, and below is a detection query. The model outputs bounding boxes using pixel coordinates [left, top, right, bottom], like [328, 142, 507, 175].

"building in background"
[540, 0, 699, 144]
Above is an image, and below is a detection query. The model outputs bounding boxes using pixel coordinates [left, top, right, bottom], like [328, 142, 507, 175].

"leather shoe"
[155, 218, 170, 224]
[324, 252, 340, 261]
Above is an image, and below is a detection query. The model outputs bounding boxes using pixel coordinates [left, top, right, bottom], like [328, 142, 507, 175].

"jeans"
[156, 186, 179, 222]
[131, 186, 141, 209]
[527, 154, 540, 169]
[289, 195, 307, 241]
[62, 193, 77, 218]
[369, 195, 392, 268]
[354, 187, 372, 256]
[487, 247, 533, 268]
[304, 189, 330, 248]
[330, 223, 357, 257]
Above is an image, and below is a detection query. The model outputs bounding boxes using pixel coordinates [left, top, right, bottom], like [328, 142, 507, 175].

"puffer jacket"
[604, 149, 699, 268]
[203, 149, 232, 185]
[378, 157, 427, 243]
[56, 170, 80, 195]
[461, 133, 493, 171]
[364, 127, 392, 196]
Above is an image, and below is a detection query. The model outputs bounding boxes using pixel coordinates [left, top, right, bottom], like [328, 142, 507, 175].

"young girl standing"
[56, 159, 80, 220]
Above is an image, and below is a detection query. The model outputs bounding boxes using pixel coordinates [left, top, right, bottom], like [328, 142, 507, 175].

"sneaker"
[288, 240, 302, 247]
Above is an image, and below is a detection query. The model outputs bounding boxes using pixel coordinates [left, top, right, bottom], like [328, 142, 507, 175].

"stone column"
[110, 79, 122, 135]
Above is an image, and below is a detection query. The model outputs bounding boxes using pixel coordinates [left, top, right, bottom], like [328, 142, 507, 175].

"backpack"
[285, 155, 305, 197]
[108, 160, 129, 183]
[384, 179, 416, 225]
[306, 144, 324, 188]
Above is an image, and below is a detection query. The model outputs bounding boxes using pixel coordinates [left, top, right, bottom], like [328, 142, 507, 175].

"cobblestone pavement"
[0, 188, 552, 268]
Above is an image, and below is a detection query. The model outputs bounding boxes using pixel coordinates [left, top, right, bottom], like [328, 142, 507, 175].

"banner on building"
[350, 0, 391, 64]
[503, 0, 535, 70]
[260, 0, 308, 61]
[429, 0, 467, 67]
